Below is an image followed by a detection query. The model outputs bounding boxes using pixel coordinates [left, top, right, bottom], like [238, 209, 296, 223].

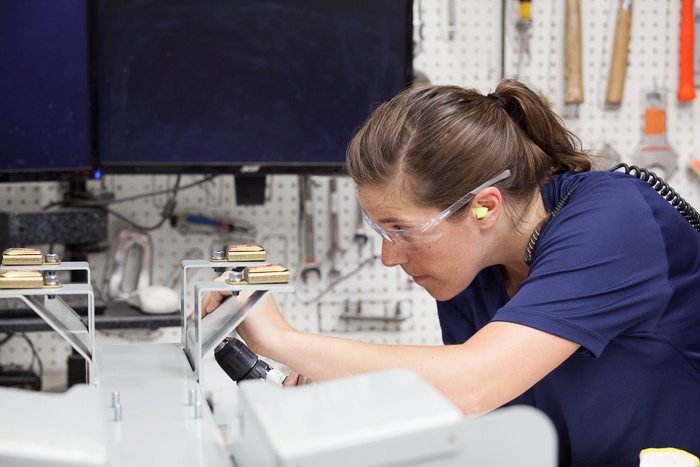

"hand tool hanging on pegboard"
[108, 229, 153, 301]
[412, 0, 431, 85]
[327, 177, 344, 279]
[353, 200, 369, 261]
[680, 0, 699, 176]
[442, 0, 456, 41]
[633, 88, 678, 180]
[678, 0, 696, 101]
[564, 0, 584, 118]
[515, 0, 532, 76]
[298, 175, 320, 283]
[605, 0, 633, 108]
[695, 3, 700, 88]
[690, 149, 700, 177]
[690, 0, 700, 179]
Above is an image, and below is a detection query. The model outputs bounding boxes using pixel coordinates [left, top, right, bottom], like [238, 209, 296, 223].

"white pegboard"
[3, 0, 700, 393]
[415, 0, 698, 207]
[501, 0, 699, 202]
[414, 0, 504, 89]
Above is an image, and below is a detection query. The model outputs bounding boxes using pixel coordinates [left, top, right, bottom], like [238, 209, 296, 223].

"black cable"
[42, 173, 216, 210]
[609, 164, 700, 233]
[0, 333, 43, 389]
[0, 333, 13, 347]
[96, 174, 181, 232]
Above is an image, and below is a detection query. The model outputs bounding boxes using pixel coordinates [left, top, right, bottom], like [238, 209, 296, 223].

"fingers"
[283, 371, 300, 387]
[198, 291, 228, 318]
[201, 291, 222, 314]
[282, 371, 313, 387]
[190, 290, 228, 321]
[297, 374, 314, 385]
[198, 272, 235, 318]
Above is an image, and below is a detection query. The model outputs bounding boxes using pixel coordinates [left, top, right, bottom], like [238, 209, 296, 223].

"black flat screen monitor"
[96, 0, 413, 175]
[0, 0, 95, 183]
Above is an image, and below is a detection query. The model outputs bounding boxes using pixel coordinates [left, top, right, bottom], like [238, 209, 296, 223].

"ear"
[472, 187, 502, 229]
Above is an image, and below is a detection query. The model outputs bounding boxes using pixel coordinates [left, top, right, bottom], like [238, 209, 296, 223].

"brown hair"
[345, 78, 592, 224]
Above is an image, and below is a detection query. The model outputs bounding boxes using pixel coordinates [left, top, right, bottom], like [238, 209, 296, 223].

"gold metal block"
[0, 270, 44, 289]
[2, 248, 43, 266]
[226, 244, 267, 262]
[243, 264, 290, 284]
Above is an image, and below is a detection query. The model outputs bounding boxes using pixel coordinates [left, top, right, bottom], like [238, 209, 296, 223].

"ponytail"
[493, 79, 592, 174]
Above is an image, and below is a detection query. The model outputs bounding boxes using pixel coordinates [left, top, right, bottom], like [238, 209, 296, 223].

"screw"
[44, 253, 60, 264]
[210, 250, 225, 261]
[43, 274, 60, 299]
[210, 250, 226, 273]
[227, 270, 243, 283]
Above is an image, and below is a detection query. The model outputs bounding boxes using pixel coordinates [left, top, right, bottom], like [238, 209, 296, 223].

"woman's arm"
[201, 278, 579, 415]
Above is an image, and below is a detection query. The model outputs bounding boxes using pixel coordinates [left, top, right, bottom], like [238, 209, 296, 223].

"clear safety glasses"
[362, 169, 511, 252]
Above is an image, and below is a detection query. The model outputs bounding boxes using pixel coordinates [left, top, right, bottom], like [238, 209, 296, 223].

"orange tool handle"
[605, 0, 633, 107]
[565, 0, 584, 104]
[644, 108, 666, 135]
[678, 0, 696, 101]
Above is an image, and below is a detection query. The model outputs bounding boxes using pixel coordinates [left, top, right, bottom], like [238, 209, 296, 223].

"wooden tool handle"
[678, 0, 696, 101]
[605, 0, 633, 107]
[565, 0, 584, 104]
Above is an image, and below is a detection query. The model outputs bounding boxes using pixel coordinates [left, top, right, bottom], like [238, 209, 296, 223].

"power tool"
[214, 337, 286, 386]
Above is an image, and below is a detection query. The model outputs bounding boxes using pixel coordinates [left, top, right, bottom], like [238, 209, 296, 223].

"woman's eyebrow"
[376, 215, 423, 226]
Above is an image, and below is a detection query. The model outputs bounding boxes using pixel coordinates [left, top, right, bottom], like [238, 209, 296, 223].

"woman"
[203, 79, 700, 466]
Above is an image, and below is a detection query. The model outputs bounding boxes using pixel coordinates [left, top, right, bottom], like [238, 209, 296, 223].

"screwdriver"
[515, 0, 532, 76]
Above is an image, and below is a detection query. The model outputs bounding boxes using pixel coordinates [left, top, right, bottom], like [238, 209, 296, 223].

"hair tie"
[487, 92, 509, 111]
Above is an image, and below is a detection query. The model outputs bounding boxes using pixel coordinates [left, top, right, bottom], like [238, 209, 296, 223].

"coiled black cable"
[609, 163, 700, 233]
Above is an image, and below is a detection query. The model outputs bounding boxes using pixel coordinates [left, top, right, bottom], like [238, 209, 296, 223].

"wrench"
[327, 177, 344, 278]
[353, 199, 369, 259]
[299, 175, 321, 283]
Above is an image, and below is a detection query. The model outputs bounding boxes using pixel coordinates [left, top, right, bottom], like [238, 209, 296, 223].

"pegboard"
[2, 0, 700, 396]
[91, 174, 442, 342]
[415, 0, 699, 201]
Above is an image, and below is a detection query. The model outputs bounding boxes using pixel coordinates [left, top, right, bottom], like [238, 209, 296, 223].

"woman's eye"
[393, 225, 412, 237]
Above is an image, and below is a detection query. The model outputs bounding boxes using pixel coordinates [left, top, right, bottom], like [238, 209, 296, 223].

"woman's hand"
[283, 370, 314, 387]
[200, 272, 232, 318]
[199, 271, 294, 358]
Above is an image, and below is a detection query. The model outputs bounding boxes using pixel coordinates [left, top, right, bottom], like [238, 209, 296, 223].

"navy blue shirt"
[437, 171, 700, 467]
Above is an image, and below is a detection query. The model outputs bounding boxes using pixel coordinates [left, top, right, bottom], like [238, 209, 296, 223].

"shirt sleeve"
[493, 175, 673, 358]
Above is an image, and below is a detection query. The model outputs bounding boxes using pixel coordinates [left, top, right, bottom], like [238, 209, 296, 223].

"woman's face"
[357, 184, 486, 301]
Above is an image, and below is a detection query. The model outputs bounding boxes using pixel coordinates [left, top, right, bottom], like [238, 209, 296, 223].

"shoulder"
[528, 170, 672, 309]
[541, 170, 670, 247]
[543, 170, 652, 210]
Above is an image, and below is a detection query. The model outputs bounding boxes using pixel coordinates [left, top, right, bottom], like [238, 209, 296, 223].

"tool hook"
[299, 174, 322, 284]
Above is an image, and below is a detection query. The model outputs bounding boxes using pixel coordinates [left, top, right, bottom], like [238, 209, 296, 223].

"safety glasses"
[362, 169, 511, 252]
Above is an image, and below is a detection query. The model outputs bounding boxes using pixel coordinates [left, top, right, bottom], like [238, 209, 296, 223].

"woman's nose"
[381, 237, 408, 267]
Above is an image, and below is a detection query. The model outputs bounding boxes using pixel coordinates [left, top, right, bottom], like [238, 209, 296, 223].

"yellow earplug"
[475, 206, 488, 219]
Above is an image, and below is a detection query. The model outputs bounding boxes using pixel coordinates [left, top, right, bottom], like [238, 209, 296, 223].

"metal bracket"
[0, 261, 97, 383]
[179, 259, 295, 384]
